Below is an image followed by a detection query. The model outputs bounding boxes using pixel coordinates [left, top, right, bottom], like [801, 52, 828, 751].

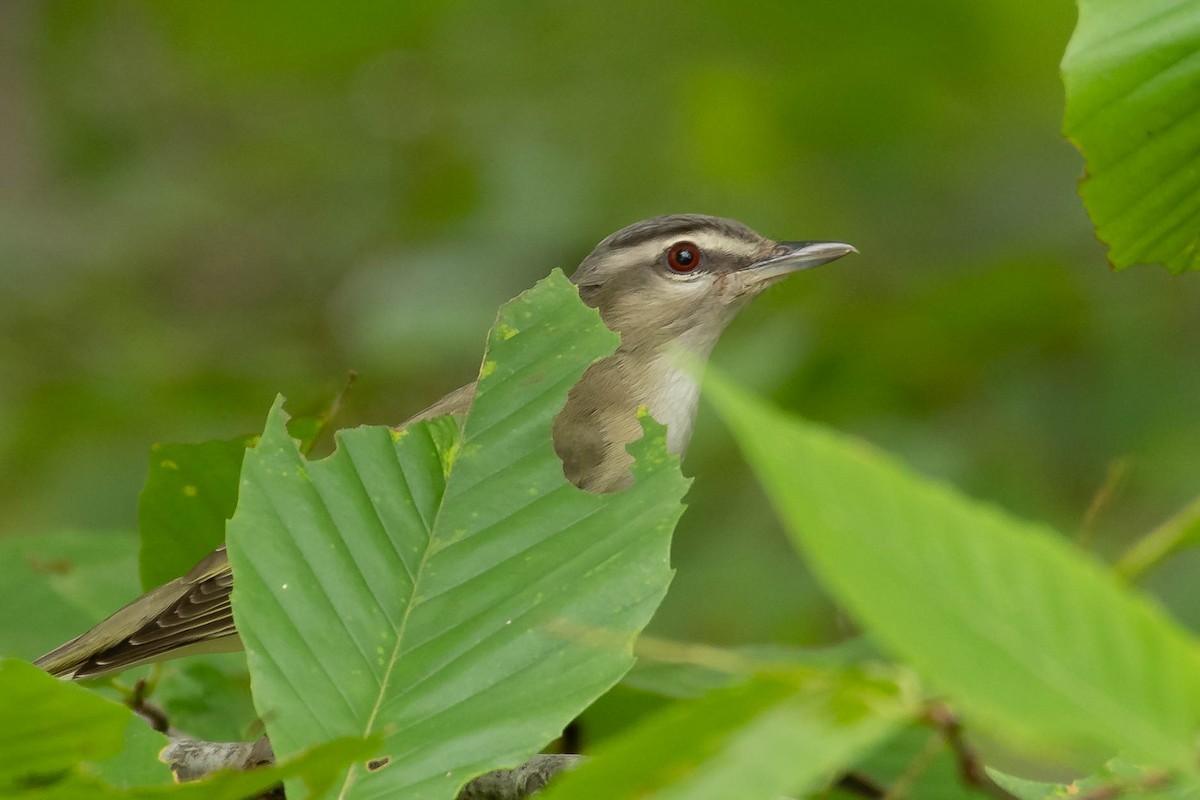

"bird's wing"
[35, 546, 239, 679]
[36, 381, 479, 679]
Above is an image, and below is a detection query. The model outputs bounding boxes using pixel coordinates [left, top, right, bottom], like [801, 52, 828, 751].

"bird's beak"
[743, 240, 858, 283]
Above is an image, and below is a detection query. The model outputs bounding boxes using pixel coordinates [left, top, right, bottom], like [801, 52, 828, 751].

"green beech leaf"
[0, 658, 130, 788]
[707, 377, 1200, 770]
[87, 717, 174, 789]
[160, 736, 379, 800]
[990, 759, 1200, 800]
[541, 667, 915, 800]
[138, 436, 254, 590]
[0, 656, 382, 798]
[0, 532, 139, 663]
[1062, 0, 1200, 273]
[0, 736, 377, 799]
[227, 270, 690, 799]
[0, 658, 169, 791]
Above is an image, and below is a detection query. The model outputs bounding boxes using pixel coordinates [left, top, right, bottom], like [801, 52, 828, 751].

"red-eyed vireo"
[36, 214, 855, 679]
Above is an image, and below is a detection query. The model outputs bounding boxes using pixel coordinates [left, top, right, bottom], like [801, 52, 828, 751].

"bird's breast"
[645, 359, 702, 457]
[553, 350, 704, 494]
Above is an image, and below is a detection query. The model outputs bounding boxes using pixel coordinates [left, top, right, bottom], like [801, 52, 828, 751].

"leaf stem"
[1114, 495, 1200, 581]
[1077, 458, 1127, 549]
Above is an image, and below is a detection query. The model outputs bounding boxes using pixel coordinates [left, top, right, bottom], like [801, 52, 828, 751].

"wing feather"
[36, 547, 239, 678]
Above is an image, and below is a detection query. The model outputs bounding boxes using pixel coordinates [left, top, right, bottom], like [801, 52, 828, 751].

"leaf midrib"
[334, 419, 464, 800]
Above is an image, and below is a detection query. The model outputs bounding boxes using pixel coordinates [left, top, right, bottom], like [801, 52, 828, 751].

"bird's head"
[571, 214, 855, 353]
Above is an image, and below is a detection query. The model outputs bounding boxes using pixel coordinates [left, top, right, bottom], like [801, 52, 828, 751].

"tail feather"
[34, 546, 240, 679]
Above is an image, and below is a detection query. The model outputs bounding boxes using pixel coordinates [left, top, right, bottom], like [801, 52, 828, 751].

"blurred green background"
[2, 0, 1199, 658]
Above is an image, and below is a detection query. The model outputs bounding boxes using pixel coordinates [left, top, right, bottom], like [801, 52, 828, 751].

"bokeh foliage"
[1, 0, 1199, 724]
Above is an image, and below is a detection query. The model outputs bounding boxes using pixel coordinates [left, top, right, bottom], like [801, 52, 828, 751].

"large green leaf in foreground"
[0, 658, 159, 791]
[228, 270, 689, 799]
[992, 758, 1200, 800]
[542, 667, 914, 800]
[1062, 0, 1200, 273]
[708, 378, 1200, 770]
[0, 657, 374, 798]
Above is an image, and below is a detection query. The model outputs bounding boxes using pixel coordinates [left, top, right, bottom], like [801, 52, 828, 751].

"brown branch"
[837, 771, 888, 798]
[127, 678, 171, 734]
[454, 755, 582, 800]
[160, 733, 580, 800]
[163, 735, 275, 782]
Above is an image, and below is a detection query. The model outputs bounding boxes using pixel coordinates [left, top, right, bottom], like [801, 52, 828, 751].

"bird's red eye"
[667, 242, 701, 273]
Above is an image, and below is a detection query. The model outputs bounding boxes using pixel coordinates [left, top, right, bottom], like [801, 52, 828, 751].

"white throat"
[648, 361, 703, 456]
[644, 323, 725, 458]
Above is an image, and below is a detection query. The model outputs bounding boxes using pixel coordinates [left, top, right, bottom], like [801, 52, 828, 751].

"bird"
[35, 214, 855, 679]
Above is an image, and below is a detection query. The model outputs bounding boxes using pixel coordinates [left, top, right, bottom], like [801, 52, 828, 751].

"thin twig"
[1077, 458, 1127, 549]
[836, 771, 887, 798]
[107, 670, 172, 734]
[128, 678, 171, 734]
[299, 371, 357, 456]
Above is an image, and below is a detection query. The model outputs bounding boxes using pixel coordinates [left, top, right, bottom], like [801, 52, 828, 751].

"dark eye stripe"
[604, 215, 759, 252]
